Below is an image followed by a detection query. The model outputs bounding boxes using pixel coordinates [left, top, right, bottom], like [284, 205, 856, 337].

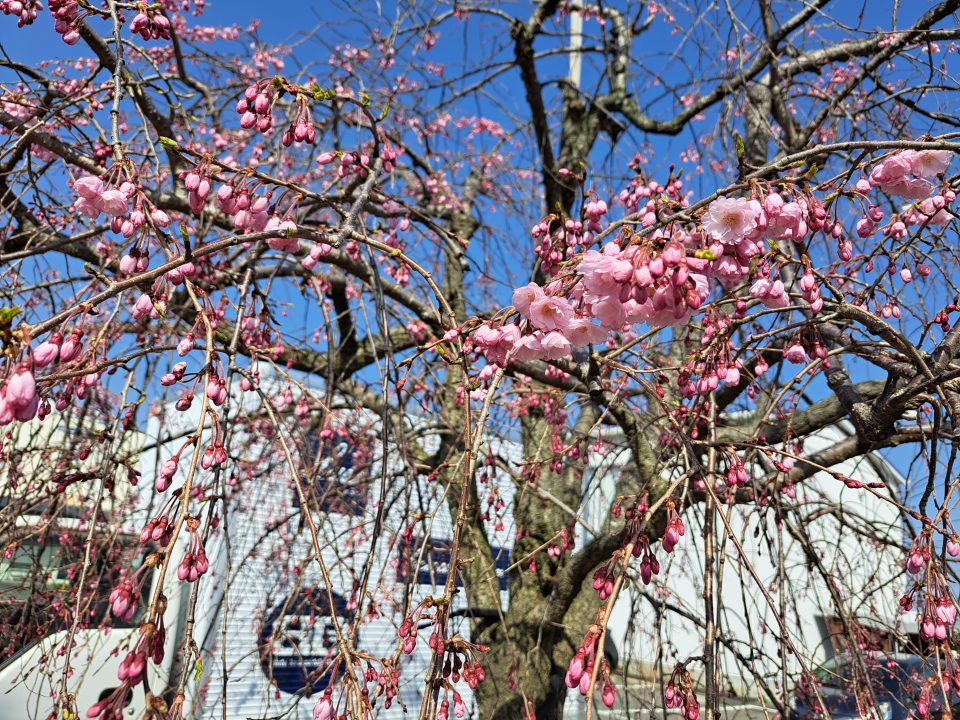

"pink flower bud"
[151, 208, 170, 227]
[784, 343, 807, 364]
[33, 341, 60, 369]
[5, 366, 36, 408]
[132, 293, 154, 319]
[313, 698, 333, 720]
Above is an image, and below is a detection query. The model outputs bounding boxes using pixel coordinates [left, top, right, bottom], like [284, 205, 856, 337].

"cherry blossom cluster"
[661, 502, 685, 553]
[434, 688, 467, 720]
[398, 596, 486, 687]
[366, 659, 401, 710]
[472, 281, 606, 366]
[720, 449, 749, 488]
[129, 5, 172, 41]
[532, 192, 607, 275]
[900, 532, 960, 643]
[73, 173, 173, 286]
[592, 559, 618, 601]
[26, 325, 106, 418]
[473, 149, 956, 367]
[205, 173, 300, 252]
[563, 628, 616, 709]
[0, 0, 39, 26]
[665, 664, 701, 720]
[617, 498, 666, 584]
[237, 81, 278, 133]
[49, 0, 82, 45]
[140, 509, 174, 548]
[176, 517, 209, 582]
[88, 619, 165, 719]
[546, 525, 575, 560]
[73, 175, 132, 219]
[617, 166, 686, 216]
[236, 79, 318, 145]
[107, 559, 156, 622]
[676, 310, 743, 398]
[396, 596, 487, 717]
[868, 148, 953, 199]
[281, 96, 317, 147]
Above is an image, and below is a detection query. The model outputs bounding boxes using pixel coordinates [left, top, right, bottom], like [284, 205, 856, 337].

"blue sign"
[258, 587, 354, 695]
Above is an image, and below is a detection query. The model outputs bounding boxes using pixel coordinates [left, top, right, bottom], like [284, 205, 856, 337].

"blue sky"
[2, 0, 955, 530]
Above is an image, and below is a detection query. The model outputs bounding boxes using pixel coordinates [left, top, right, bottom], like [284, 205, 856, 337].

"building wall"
[582, 424, 906, 698]
[137, 397, 906, 718]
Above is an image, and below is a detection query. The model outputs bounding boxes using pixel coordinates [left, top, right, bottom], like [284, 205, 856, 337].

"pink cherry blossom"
[526, 296, 573, 332]
[563, 318, 608, 347]
[5, 366, 36, 408]
[578, 247, 633, 294]
[749, 277, 790, 309]
[538, 330, 572, 360]
[73, 175, 104, 200]
[33, 340, 60, 368]
[472, 323, 520, 366]
[702, 196, 761, 244]
[99, 189, 129, 216]
[904, 149, 953, 177]
[512, 282, 545, 316]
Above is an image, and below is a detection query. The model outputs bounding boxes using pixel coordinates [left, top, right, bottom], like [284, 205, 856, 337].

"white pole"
[569, 5, 582, 89]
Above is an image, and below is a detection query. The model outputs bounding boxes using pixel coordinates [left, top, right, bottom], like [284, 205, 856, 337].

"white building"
[0, 391, 908, 720]
[582, 423, 907, 711]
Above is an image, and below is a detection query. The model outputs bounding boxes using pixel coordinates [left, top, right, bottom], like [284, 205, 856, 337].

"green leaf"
[379, 105, 390, 120]
[194, 659, 203, 682]
[0, 306, 22, 323]
[158, 136, 180, 150]
[735, 133, 745, 160]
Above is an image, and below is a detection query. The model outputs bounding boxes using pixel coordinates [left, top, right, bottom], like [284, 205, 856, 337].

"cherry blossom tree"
[3, 2, 960, 720]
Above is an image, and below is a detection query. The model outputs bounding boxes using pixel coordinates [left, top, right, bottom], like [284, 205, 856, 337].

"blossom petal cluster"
[869, 149, 953, 198]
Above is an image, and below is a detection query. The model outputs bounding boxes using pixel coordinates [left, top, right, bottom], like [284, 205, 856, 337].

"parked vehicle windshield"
[0, 530, 148, 661]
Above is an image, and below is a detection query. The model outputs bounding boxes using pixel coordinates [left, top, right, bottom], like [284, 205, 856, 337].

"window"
[0, 534, 149, 658]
